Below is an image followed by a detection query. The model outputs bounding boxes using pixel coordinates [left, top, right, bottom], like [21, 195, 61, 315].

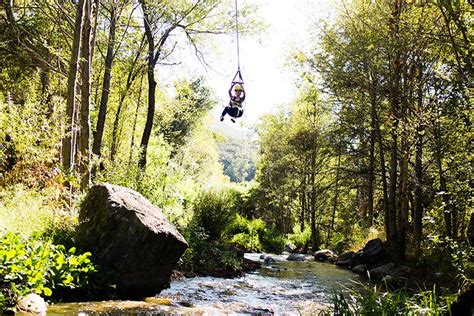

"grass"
[0, 184, 74, 237]
[321, 282, 457, 316]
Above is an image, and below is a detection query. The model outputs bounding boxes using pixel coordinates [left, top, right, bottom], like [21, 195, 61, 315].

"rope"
[234, 0, 240, 71]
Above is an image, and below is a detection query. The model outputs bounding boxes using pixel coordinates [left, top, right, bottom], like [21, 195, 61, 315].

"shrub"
[181, 224, 240, 276]
[225, 215, 285, 253]
[0, 232, 96, 308]
[192, 190, 238, 240]
[230, 232, 262, 252]
[287, 224, 312, 249]
[260, 228, 286, 254]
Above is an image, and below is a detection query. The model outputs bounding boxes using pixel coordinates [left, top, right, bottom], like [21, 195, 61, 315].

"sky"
[158, 0, 338, 134]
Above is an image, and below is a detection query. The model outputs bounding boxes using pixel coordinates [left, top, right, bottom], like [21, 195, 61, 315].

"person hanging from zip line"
[220, 82, 245, 123]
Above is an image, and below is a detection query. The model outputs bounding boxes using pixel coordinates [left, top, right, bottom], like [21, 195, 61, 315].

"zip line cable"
[235, 0, 241, 71]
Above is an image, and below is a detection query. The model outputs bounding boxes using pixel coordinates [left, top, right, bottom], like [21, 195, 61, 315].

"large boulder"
[313, 249, 337, 263]
[368, 262, 395, 280]
[76, 183, 188, 298]
[352, 238, 389, 268]
[335, 251, 354, 267]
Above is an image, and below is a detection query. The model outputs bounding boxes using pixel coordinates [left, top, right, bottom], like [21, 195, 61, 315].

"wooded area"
[0, 0, 472, 314]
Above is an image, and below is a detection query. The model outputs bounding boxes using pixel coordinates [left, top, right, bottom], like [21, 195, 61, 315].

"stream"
[47, 253, 359, 315]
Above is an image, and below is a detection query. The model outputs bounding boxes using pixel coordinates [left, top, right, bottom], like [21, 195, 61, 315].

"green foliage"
[192, 189, 238, 240]
[323, 285, 455, 316]
[260, 228, 286, 254]
[287, 225, 312, 250]
[181, 224, 241, 276]
[0, 184, 67, 237]
[422, 236, 474, 286]
[157, 78, 216, 152]
[225, 214, 285, 253]
[226, 215, 264, 251]
[0, 94, 63, 186]
[0, 232, 95, 308]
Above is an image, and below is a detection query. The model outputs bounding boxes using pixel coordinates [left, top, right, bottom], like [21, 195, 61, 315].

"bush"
[0, 232, 96, 309]
[181, 224, 240, 276]
[422, 236, 474, 286]
[192, 190, 238, 240]
[287, 224, 312, 250]
[225, 215, 285, 253]
[260, 229, 286, 254]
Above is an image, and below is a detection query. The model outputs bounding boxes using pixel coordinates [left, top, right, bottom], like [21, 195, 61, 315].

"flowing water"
[47, 253, 358, 315]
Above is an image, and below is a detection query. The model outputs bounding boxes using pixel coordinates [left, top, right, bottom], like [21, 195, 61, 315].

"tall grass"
[0, 184, 56, 236]
[322, 284, 456, 316]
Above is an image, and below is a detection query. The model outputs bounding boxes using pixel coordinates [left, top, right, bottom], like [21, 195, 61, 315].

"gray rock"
[16, 293, 46, 314]
[336, 251, 354, 267]
[390, 265, 412, 279]
[369, 262, 395, 280]
[76, 183, 188, 298]
[313, 249, 337, 262]
[259, 254, 267, 259]
[352, 238, 388, 268]
[352, 264, 367, 274]
[264, 256, 276, 264]
[286, 253, 307, 261]
[285, 243, 297, 253]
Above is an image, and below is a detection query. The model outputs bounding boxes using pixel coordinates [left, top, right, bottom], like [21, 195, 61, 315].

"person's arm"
[229, 83, 235, 98]
[241, 89, 246, 102]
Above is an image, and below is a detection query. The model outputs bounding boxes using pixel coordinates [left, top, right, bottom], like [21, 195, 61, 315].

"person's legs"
[220, 107, 230, 121]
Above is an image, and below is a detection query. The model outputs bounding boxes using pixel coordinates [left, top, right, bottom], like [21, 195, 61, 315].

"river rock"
[285, 243, 297, 253]
[351, 238, 389, 268]
[264, 256, 276, 264]
[313, 249, 337, 263]
[335, 251, 354, 267]
[390, 265, 412, 279]
[368, 262, 395, 280]
[352, 264, 367, 274]
[16, 293, 47, 314]
[76, 183, 188, 298]
[286, 253, 307, 261]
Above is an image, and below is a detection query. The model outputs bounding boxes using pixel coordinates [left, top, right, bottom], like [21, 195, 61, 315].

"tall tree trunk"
[367, 102, 376, 227]
[398, 122, 409, 260]
[413, 65, 424, 251]
[62, 0, 85, 172]
[310, 151, 318, 250]
[93, 1, 117, 158]
[78, 0, 92, 190]
[327, 152, 341, 244]
[387, 0, 403, 261]
[434, 117, 453, 237]
[371, 74, 390, 240]
[414, 122, 424, 248]
[300, 163, 306, 232]
[129, 73, 145, 165]
[110, 46, 144, 162]
[138, 3, 157, 170]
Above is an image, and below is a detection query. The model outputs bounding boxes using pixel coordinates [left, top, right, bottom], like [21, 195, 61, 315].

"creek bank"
[316, 238, 473, 313]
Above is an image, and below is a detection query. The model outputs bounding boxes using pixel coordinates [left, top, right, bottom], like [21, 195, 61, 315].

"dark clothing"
[221, 83, 245, 119]
[221, 106, 243, 118]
